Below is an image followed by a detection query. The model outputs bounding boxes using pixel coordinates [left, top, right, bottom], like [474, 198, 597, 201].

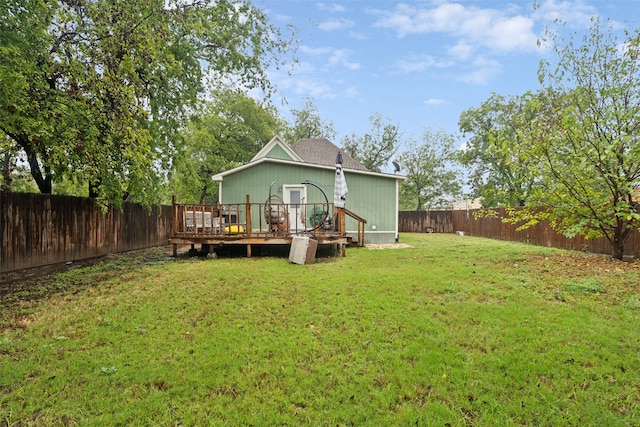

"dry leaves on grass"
[516, 251, 640, 304]
[528, 252, 640, 275]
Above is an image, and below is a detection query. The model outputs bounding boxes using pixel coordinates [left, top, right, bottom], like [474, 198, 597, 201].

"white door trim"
[282, 184, 307, 233]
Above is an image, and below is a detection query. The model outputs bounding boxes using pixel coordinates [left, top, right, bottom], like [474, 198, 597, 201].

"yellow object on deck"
[225, 225, 245, 234]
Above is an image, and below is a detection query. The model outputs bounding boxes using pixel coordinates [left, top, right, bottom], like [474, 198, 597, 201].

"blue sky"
[264, 0, 634, 155]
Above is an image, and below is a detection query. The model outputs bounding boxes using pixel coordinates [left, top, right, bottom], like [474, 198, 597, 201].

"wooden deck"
[170, 196, 358, 257]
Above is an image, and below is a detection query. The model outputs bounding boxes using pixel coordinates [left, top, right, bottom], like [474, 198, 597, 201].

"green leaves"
[1, 0, 295, 208]
[398, 127, 461, 211]
[508, 19, 640, 259]
[168, 89, 285, 204]
[284, 97, 337, 143]
[458, 92, 537, 207]
[462, 18, 640, 259]
[341, 113, 400, 173]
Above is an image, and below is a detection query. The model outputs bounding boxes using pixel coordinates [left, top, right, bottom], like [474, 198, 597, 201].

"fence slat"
[1, 193, 172, 272]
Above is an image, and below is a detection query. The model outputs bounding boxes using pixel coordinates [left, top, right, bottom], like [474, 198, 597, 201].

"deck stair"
[344, 208, 367, 247]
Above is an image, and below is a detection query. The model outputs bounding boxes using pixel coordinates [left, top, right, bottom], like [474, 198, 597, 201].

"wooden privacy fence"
[398, 210, 455, 233]
[399, 209, 640, 258]
[1, 192, 172, 272]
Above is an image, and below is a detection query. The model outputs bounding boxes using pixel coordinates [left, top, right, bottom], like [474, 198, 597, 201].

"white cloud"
[317, 3, 346, 13]
[327, 49, 361, 70]
[370, 2, 539, 54]
[532, 0, 597, 27]
[344, 86, 360, 98]
[393, 53, 452, 74]
[300, 46, 332, 56]
[285, 60, 319, 76]
[348, 31, 368, 40]
[268, 46, 359, 103]
[448, 41, 473, 60]
[272, 68, 337, 100]
[487, 16, 537, 51]
[294, 79, 338, 99]
[395, 54, 437, 74]
[301, 46, 360, 70]
[459, 57, 503, 85]
[318, 18, 354, 32]
[424, 98, 447, 105]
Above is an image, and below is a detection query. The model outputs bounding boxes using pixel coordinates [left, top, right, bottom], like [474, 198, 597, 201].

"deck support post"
[336, 207, 345, 234]
[246, 195, 253, 258]
[172, 195, 178, 257]
[245, 194, 252, 238]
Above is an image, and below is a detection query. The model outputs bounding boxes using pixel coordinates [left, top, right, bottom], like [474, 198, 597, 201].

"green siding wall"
[264, 144, 293, 160]
[220, 162, 399, 242]
[342, 172, 397, 232]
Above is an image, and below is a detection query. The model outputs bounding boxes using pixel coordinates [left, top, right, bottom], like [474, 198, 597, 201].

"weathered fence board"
[1, 192, 172, 272]
[399, 209, 640, 258]
[398, 210, 454, 233]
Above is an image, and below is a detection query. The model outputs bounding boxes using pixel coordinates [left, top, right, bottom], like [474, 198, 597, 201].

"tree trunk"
[611, 225, 629, 260]
[89, 181, 99, 198]
[612, 241, 624, 260]
[21, 139, 52, 194]
[7, 132, 52, 193]
[1, 151, 12, 192]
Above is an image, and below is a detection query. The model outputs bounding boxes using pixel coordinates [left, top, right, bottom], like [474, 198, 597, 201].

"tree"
[458, 93, 538, 207]
[341, 113, 400, 172]
[168, 89, 285, 203]
[511, 18, 640, 260]
[284, 97, 337, 142]
[0, 134, 37, 193]
[0, 0, 294, 208]
[1, 135, 16, 192]
[398, 127, 462, 211]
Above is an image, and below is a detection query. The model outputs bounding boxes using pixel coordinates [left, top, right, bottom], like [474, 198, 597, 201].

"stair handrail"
[343, 208, 367, 247]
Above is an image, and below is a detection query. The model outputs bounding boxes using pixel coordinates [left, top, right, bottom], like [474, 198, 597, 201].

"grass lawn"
[1, 233, 639, 426]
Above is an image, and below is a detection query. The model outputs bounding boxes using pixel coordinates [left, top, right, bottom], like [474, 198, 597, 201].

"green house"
[212, 136, 404, 244]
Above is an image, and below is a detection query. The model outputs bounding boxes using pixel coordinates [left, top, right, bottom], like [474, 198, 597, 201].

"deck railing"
[344, 208, 367, 247]
[171, 195, 345, 239]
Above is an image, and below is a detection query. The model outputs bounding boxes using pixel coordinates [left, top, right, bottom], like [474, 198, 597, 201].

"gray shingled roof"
[291, 138, 368, 171]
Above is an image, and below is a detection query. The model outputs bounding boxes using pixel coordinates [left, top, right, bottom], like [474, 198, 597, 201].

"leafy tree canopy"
[341, 113, 400, 173]
[0, 0, 295, 208]
[283, 96, 337, 143]
[168, 89, 286, 204]
[458, 92, 538, 207]
[508, 18, 640, 260]
[398, 127, 462, 211]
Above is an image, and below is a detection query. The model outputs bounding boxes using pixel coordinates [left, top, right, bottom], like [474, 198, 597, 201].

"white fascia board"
[212, 157, 406, 182]
[250, 135, 302, 163]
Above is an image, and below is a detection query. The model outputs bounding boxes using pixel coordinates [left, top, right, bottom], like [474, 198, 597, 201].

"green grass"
[1, 234, 639, 426]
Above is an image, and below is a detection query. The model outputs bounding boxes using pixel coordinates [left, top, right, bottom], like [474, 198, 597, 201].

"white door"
[283, 184, 307, 233]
